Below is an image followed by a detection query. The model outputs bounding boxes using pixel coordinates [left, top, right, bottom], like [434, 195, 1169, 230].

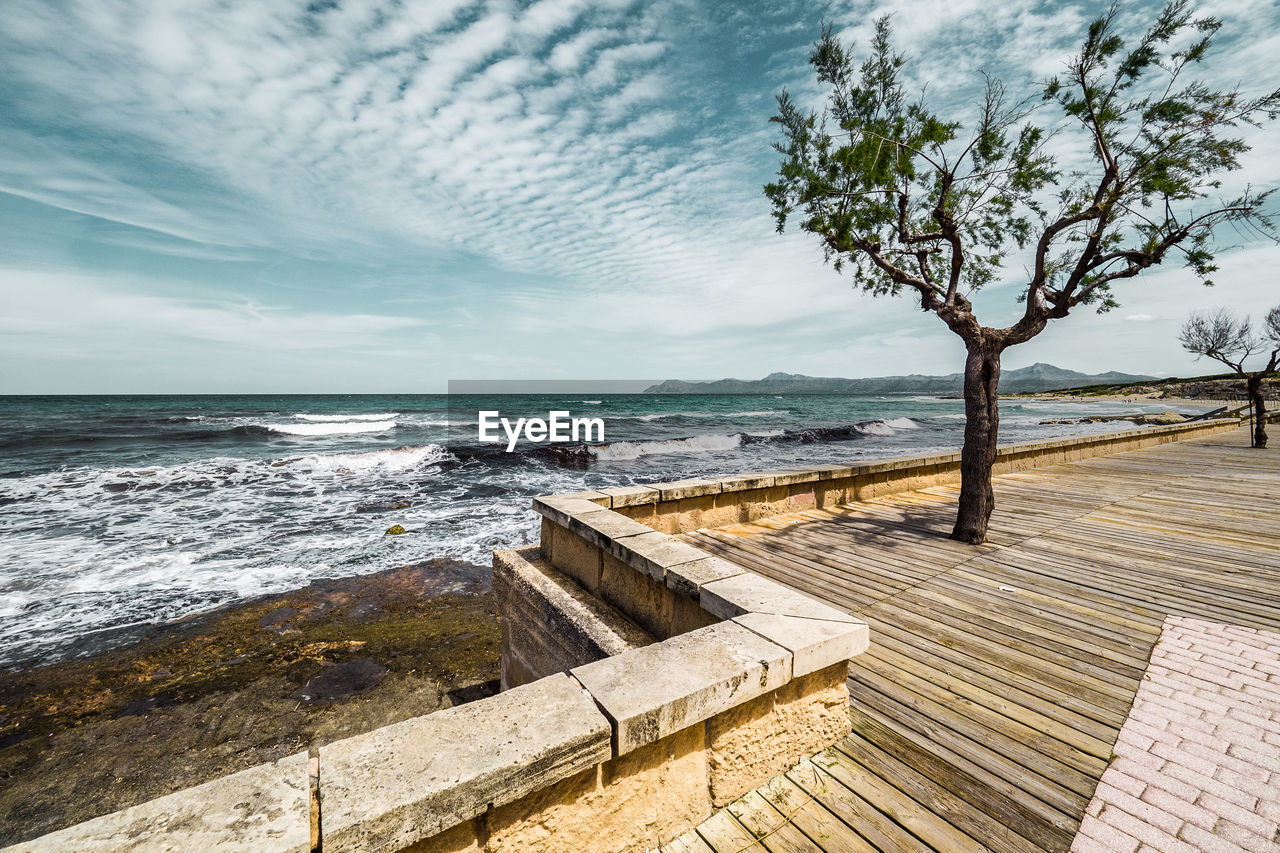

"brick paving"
[1072, 616, 1280, 853]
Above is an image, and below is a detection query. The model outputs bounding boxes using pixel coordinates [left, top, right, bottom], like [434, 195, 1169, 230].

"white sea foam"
[293, 412, 399, 422]
[267, 420, 395, 436]
[581, 400, 602, 404]
[588, 433, 742, 461]
[289, 445, 452, 474]
[855, 421, 896, 436]
[883, 417, 920, 429]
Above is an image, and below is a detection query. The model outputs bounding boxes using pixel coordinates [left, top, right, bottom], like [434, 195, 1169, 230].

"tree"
[1179, 306, 1280, 447]
[766, 2, 1280, 543]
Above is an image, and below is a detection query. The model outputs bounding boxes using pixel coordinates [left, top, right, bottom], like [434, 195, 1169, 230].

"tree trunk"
[1247, 375, 1268, 449]
[952, 339, 1002, 544]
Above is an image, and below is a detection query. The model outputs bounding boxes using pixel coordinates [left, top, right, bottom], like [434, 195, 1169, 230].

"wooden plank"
[786, 758, 939, 853]
[661, 830, 719, 853]
[754, 776, 879, 853]
[726, 790, 825, 852]
[678, 428, 1280, 853]
[848, 711, 1076, 852]
[835, 728, 1049, 853]
[697, 808, 767, 853]
[810, 746, 988, 851]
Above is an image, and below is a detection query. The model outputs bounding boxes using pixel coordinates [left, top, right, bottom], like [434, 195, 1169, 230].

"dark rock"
[356, 500, 413, 514]
[295, 657, 388, 703]
[257, 606, 298, 629]
[116, 696, 179, 718]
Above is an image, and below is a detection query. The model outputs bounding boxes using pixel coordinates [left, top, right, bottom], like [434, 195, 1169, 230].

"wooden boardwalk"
[665, 428, 1280, 853]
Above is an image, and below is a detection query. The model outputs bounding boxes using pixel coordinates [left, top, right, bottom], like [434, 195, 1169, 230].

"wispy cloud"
[0, 0, 1277, 391]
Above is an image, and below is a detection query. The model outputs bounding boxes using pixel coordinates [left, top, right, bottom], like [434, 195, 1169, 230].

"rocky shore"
[0, 558, 500, 846]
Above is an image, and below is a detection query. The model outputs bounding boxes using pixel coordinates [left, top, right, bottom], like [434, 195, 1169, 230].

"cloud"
[0, 0, 1277, 391]
[0, 268, 427, 356]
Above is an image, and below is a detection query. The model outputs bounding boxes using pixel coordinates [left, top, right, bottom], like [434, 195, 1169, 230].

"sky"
[1, 0, 1277, 393]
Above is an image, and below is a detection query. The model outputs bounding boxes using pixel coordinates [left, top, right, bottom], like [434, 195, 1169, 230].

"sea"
[0, 393, 1213, 669]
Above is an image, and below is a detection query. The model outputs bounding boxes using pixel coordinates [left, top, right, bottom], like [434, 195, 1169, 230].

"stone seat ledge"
[570, 621, 794, 756]
[1, 751, 311, 853]
[317, 672, 611, 853]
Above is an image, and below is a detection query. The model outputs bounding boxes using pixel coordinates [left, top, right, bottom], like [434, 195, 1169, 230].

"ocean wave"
[293, 413, 399, 422]
[581, 400, 602, 404]
[883, 417, 920, 429]
[588, 433, 742, 461]
[855, 421, 896, 436]
[0, 444, 452, 502]
[266, 420, 396, 436]
[286, 444, 453, 474]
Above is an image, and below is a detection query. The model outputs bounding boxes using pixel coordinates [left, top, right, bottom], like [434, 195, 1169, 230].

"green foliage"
[766, 3, 1280, 348]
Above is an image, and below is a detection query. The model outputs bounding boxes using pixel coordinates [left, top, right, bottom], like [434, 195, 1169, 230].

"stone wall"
[493, 547, 653, 689]
[557, 418, 1240, 535]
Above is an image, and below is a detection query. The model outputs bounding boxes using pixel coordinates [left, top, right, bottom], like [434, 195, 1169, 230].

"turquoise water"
[0, 393, 1209, 667]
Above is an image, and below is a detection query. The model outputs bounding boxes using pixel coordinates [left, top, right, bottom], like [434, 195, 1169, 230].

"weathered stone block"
[700, 573, 859, 625]
[539, 517, 555, 562]
[806, 464, 854, 480]
[652, 478, 721, 501]
[401, 819, 480, 853]
[319, 673, 611, 853]
[785, 485, 817, 512]
[550, 523, 603, 593]
[556, 490, 610, 505]
[6, 752, 311, 853]
[818, 480, 850, 508]
[495, 548, 652, 688]
[612, 532, 708, 582]
[733, 612, 868, 676]
[706, 662, 852, 806]
[717, 472, 776, 492]
[532, 496, 608, 527]
[485, 723, 712, 853]
[760, 469, 821, 486]
[743, 486, 790, 521]
[665, 556, 744, 600]
[598, 485, 660, 509]
[614, 501, 657, 528]
[668, 592, 719, 636]
[569, 509, 654, 551]
[665, 494, 717, 534]
[702, 495, 747, 528]
[571, 621, 790, 755]
[600, 553, 676, 640]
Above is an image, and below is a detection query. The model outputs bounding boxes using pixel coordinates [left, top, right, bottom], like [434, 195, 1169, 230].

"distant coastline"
[643, 363, 1156, 395]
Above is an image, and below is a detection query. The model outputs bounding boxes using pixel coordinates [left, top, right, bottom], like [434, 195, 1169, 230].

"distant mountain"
[642, 364, 1157, 395]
